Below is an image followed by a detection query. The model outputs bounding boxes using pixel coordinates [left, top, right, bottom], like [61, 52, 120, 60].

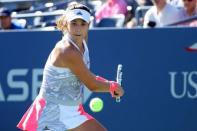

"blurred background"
[0, 0, 196, 29]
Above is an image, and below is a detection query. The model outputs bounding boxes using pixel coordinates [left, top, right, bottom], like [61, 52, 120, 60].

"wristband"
[96, 76, 119, 97]
[109, 81, 119, 97]
[96, 76, 108, 82]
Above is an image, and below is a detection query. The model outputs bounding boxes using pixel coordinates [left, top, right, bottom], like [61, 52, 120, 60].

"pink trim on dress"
[78, 104, 94, 120]
[17, 97, 46, 131]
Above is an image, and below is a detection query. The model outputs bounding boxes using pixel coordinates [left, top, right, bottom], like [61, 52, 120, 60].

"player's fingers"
[114, 91, 119, 97]
[118, 87, 124, 97]
[114, 89, 123, 97]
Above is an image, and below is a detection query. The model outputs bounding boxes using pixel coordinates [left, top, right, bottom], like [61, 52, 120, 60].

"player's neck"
[66, 33, 84, 52]
[71, 37, 83, 48]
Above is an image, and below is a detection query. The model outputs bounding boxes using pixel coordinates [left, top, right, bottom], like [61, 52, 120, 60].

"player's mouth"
[75, 34, 82, 36]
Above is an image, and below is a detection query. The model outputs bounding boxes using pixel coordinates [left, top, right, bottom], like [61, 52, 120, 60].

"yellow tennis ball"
[89, 97, 103, 112]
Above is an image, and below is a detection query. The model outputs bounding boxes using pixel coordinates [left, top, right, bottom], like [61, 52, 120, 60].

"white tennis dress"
[17, 34, 93, 131]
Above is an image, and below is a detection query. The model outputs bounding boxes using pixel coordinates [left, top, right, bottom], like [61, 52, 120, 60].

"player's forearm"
[91, 80, 110, 92]
[90, 76, 119, 98]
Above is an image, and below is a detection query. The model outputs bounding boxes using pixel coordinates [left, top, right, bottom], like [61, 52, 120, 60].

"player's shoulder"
[57, 40, 82, 62]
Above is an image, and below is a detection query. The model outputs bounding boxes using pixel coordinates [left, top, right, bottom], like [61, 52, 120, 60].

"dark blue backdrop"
[0, 27, 197, 131]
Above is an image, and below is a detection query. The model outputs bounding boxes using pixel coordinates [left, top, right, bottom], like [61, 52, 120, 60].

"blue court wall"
[0, 27, 197, 131]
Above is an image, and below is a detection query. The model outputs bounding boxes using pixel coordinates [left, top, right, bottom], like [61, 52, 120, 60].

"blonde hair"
[56, 2, 91, 32]
[56, 15, 67, 32]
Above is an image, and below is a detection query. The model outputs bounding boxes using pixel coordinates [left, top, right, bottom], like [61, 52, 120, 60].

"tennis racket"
[115, 64, 123, 102]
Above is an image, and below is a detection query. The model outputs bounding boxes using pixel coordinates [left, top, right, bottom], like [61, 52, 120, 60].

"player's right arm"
[51, 44, 124, 97]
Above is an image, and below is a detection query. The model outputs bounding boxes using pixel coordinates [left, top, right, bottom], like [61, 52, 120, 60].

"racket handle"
[114, 91, 120, 102]
[116, 97, 121, 102]
[116, 64, 122, 103]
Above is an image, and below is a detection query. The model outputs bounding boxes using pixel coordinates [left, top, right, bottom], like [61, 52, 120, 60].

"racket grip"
[116, 97, 121, 102]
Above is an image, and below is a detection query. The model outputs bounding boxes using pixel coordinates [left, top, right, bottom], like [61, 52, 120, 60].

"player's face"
[67, 19, 89, 39]
[183, 0, 196, 10]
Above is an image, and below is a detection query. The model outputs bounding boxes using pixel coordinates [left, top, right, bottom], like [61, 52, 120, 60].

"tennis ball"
[89, 97, 103, 112]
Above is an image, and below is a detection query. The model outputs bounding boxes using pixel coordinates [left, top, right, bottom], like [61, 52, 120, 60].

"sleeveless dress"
[17, 34, 93, 131]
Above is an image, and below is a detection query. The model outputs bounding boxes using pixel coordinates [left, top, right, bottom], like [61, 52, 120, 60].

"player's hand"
[113, 84, 124, 98]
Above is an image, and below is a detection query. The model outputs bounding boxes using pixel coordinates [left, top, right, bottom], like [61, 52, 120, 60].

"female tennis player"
[17, 3, 124, 131]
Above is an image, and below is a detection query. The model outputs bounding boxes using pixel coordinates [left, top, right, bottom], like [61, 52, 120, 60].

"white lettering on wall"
[169, 71, 197, 99]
